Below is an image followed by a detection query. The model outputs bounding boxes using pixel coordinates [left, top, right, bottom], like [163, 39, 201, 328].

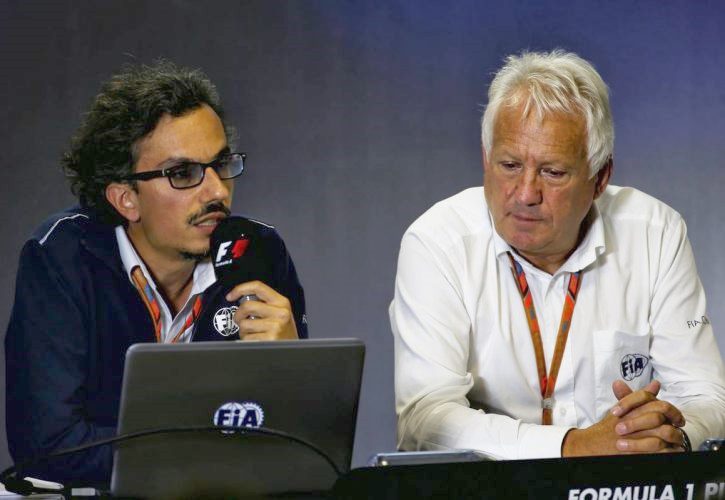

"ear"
[105, 182, 141, 223]
[592, 157, 613, 200]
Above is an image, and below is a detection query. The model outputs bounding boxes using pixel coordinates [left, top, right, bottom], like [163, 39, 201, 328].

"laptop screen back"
[111, 339, 365, 498]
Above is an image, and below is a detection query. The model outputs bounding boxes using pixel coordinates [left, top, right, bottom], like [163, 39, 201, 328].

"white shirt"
[115, 226, 216, 343]
[390, 186, 725, 459]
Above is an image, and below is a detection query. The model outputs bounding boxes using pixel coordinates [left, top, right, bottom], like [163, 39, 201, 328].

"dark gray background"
[2, 0, 724, 472]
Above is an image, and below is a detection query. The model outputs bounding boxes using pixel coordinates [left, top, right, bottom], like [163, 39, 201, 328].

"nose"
[515, 168, 542, 206]
[199, 165, 232, 203]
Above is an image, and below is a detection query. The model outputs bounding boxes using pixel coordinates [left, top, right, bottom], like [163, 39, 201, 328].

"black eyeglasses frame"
[119, 152, 246, 190]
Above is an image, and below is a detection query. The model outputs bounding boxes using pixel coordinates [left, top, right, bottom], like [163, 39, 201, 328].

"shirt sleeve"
[5, 239, 115, 485]
[390, 229, 571, 460]
[649, 217, 725, 448]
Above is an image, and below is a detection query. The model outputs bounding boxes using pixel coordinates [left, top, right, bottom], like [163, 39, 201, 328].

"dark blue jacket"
[5, 207, 307, 486]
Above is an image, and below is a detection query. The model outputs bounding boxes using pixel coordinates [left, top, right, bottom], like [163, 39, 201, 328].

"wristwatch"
[679, 428, 692, 452]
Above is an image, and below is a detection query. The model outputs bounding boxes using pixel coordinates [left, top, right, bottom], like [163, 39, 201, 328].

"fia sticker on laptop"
[213, 401, 265, 429]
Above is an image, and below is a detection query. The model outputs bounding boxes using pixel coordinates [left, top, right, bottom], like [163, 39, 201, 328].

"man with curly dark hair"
[5, 61, 307, 485]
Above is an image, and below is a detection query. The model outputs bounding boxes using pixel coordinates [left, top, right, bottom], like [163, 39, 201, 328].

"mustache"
[187, 202, 231, 225]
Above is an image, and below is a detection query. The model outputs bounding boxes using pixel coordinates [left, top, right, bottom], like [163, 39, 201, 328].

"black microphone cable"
[0, 425, 342, 496]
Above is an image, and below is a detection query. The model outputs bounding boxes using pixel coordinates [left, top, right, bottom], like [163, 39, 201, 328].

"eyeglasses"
[121, 152, 246, 189]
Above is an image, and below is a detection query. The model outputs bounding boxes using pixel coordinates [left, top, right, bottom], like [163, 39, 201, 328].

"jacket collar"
[76, 207, 128, 278]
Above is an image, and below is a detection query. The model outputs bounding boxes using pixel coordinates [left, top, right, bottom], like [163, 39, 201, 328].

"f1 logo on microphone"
[215, 238, 250, 266]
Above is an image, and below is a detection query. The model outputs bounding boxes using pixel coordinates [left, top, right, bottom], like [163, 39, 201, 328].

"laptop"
[110, 339, 365, 498]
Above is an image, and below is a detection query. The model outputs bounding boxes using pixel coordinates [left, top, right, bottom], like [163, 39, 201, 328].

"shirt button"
[559, 407, 567, 416]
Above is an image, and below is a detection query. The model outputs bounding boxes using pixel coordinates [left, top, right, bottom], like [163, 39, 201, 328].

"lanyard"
[131, 266, 202, 343]
[506, 252, 582, 425]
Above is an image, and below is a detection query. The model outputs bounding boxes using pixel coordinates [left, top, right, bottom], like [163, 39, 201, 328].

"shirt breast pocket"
[592, 329, 652, 417]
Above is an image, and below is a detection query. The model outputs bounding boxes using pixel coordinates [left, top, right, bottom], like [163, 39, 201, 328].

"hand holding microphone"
[226, 281, 298, 340]
[211, 216, 298, 341]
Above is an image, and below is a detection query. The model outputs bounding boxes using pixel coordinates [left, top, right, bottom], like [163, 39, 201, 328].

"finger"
[237, 316, 297, 339]
[237, 318, 279, 335]
[617, 424, 683, 447]
[611, 382, 660, 417]
[242, 332, 291, 342]
[239, 320, 296, 340]
[611, 390, 656, 417]
[236, 300, 290, 322]
[226, 280, 288, 307]
[619, 446, 683, 455]
[644, 380, 660, 394]
[618, 400, 686, 427]
[615, 412, 666, 435]
[615, 436, 670, 453]
[612, 380, 633, 400]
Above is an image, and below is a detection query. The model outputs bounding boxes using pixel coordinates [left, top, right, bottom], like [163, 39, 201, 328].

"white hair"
[481, 50, 614, 177]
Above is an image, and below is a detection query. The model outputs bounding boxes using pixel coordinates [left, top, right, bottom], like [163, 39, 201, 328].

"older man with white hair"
[390, 50, 725, 459]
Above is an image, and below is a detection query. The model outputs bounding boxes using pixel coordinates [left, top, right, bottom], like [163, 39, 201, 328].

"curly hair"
[62, 60, 234, 225]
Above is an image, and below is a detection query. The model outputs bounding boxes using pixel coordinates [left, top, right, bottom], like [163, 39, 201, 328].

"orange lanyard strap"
[131, 266, 202, 344]
[170, 295, 203, 343]
[131, 266, 162, 342]
[507, 252, 582, 425]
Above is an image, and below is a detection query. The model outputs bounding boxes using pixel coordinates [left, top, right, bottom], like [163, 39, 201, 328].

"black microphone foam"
[210, 216, 270, 291]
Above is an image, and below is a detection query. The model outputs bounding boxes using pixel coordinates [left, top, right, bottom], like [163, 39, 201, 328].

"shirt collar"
[490, 202, 606, 275]
[114, 226, 217, 295]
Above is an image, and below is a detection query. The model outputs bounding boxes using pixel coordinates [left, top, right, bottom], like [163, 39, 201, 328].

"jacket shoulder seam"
[38, 213, 90, 246]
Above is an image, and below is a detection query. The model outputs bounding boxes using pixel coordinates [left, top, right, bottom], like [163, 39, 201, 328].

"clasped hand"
[562, 380, 686, 456]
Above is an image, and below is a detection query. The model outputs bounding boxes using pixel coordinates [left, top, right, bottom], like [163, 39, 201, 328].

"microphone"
[210, 216, 272, 301]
